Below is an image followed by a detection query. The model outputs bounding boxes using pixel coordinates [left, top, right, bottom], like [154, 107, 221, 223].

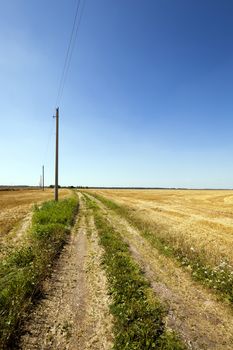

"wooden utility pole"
[42, 165, 44, 191]
[54, 107, 59, 201]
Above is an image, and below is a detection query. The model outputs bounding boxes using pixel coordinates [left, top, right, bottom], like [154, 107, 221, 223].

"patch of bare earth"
[0, 208, 33, 259]
[0, 205, 31, 238]
[19, 194, 113, 350]
[89, 194, 233, 350]
[0, 189, 71, 256]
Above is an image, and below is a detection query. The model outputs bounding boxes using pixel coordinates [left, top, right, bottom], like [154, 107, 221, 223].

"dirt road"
[20, 193, 113, 350]
[19, 191, 233, 349]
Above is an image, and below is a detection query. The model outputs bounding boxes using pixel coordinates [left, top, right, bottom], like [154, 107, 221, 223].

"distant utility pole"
[42, 165, 44, 191]
[54, 107, 59, 201]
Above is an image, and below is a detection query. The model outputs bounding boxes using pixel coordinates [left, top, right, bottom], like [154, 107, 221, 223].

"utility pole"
[54, 107, 59, 201]
[42, 165, 44, 191]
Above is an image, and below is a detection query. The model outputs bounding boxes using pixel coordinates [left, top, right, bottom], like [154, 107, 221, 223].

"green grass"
[88, 193, 233, 305]
[84, 194, 185, 350]
[0, 197, 78, 348]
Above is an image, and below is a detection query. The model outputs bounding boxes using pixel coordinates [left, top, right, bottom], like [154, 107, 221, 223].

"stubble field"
[1, 188, 233, 349]
[83, 188, 233, 349]
[0, 188, 71, 255]
[91, 189, 233, 267]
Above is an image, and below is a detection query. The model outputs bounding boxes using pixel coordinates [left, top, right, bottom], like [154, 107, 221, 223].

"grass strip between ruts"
[84, 194, 185, 350]
[0, 197, 79, 348]
[88, 193, 233, 305]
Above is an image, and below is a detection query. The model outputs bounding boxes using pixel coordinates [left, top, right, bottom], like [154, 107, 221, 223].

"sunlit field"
[0, 188, 71, 251]
[82, 189, 233, 348]
[89, 189, 233, 268]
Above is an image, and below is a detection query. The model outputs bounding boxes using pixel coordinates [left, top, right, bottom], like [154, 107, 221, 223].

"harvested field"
[83, 190, 233, 349]
[2, 189, 233, 349]
[0, 188, 71, 254]
[88, 189, 233, 268]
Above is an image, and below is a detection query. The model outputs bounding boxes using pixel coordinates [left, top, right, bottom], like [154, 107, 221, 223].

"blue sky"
[1, 0, 233, 188]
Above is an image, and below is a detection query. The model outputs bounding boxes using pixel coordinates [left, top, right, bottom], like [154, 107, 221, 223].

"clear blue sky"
[1, 0, 233, 188]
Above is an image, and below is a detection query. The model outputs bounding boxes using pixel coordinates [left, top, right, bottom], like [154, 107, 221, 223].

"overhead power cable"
[55, 0, 86, 107]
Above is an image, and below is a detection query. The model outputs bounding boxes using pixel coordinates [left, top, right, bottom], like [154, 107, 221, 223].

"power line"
[50, 0, 85, 199]
[55, 0, 81, 106]
[55, 0, 86, 106]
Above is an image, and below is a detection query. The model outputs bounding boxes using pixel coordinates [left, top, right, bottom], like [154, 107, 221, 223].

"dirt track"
[20, 194, 113, 350]
[18, 191, 233, 349]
